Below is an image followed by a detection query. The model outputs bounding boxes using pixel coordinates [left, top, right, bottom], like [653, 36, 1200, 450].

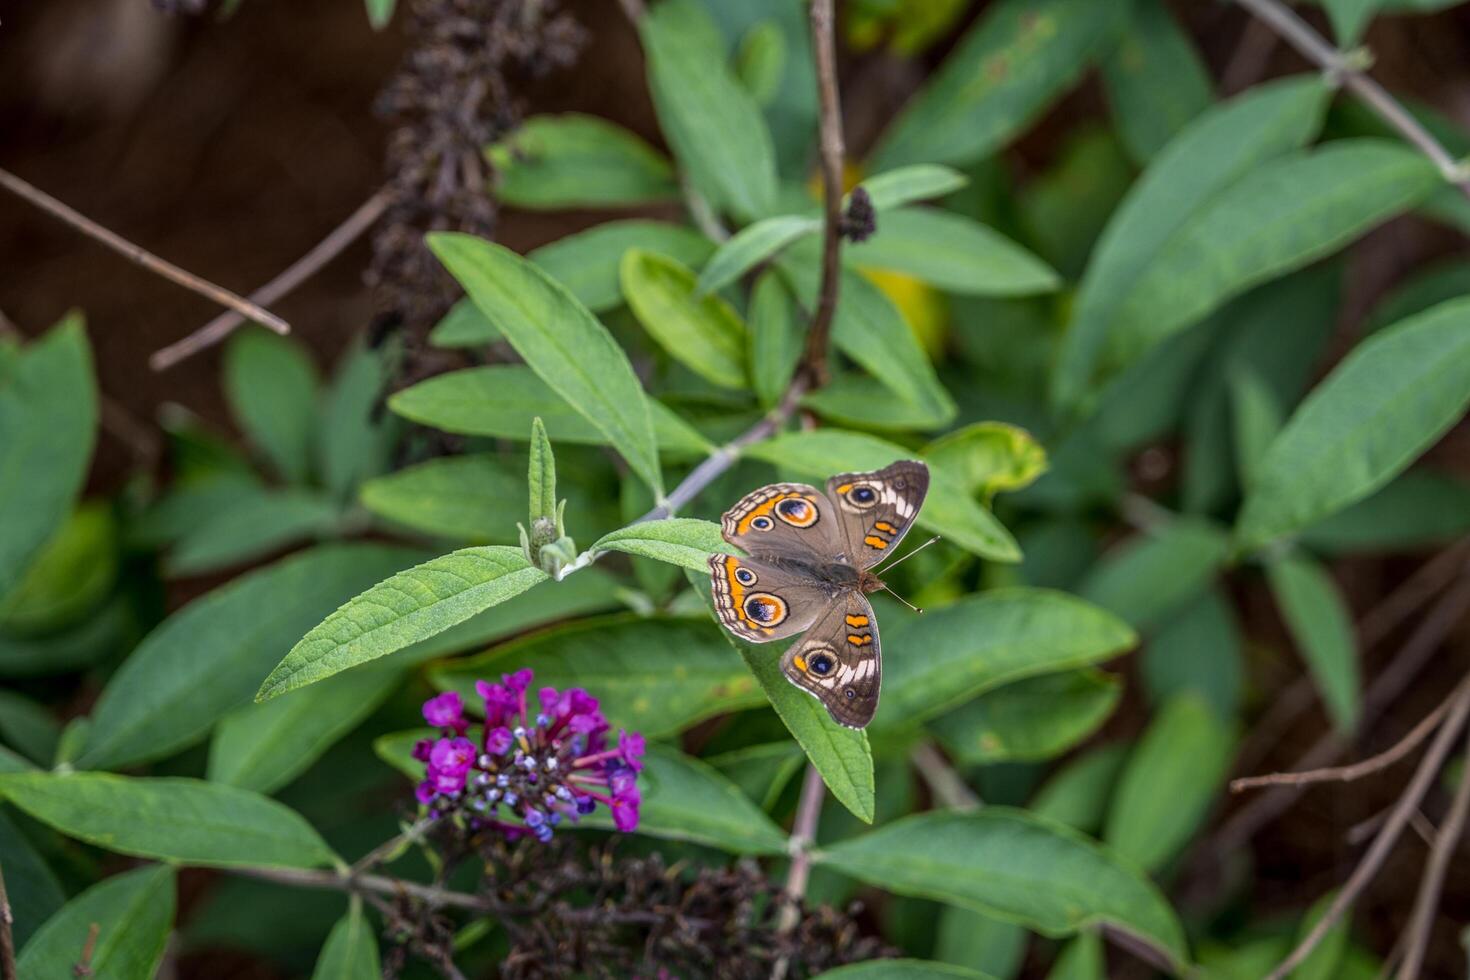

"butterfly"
[707, 460, 930, 729]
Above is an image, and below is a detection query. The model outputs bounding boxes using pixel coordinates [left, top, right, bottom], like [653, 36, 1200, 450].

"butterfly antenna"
[880, 534, 942, 573]
[879, 583, 924, 615]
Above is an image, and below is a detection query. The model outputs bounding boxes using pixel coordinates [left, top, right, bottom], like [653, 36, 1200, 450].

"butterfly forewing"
[719, 482, 848, 563]
[825, 461, 930, 569]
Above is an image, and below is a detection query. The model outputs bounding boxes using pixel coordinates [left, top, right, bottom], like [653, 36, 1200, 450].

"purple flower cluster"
[414, 668, 645, 842]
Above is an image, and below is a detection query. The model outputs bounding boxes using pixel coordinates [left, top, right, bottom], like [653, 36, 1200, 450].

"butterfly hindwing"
[825, 461, 930, 569]
[780, 593, 881, 728]
[707, 553, 832, 644]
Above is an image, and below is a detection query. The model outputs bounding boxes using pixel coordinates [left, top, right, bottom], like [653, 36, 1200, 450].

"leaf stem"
[799, 0, 847, 387]
[0, 167, 291, 337]
[231, 863, 491, 912]
[1233, 0, 1470, 197]
[911, 741, 981, 810]
[150, 188, 391, 372]
[0, 861, 15, 980]
[771, 763, 825, 980]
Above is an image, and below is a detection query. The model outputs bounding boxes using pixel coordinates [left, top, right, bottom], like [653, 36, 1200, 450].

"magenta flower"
[422, 691, 467, 734]
[414, 669, 644, 842]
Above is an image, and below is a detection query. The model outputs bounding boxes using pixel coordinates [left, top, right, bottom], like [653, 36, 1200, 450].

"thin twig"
[1262, 680, 1470, 980]
[0, 861, 16, 980]
[911, 741, 981, 810]
[1395, 723, 1470, 980]
[232, 864, 491, 912]
[1234, 0, 1470, 198]
[0, 167, 290, 335]
[73, 922, 99, 978]
[1208, 573, 1470, 858]
[771, 764, 825, 980]
[350, 817, 434, 877]
[799, 0, 847, 387]
[1232, 679, 1464, 791]
[151, 189, 391, 371]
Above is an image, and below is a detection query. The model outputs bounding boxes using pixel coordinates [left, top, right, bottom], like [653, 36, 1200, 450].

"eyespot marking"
[808, 653, 834, 676]
[863, 535, 888, 549]
[775, 496, 819, 528]
[734, 566, 756, 586]
[751, 515, 774, 531]
[847, 485, 878, 507]
[844, 688, 856, 699]
[743, 593, 788, 627]
[845, 614, 869, 627]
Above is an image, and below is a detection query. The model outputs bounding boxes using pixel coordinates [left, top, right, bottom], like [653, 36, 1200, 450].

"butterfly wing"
[825, 461, 930, 569]
[719, 482, 851, 564]
[780, 592, 881, 728]
[708, 553, 834, 644]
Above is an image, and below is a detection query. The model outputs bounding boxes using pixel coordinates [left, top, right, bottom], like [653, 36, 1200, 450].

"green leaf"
[688, 568, 875, 823]
[748, 271, 802, 407]
[1052, 75, 1330, 412]
[310, 905, 381, 980]
[734, 20, 786, 106]
[388, 365, 709, 456]
[779, 246, 956, 428]
[317, 339, 394, 502]
[17, 865, 174, 980]
[528, 417, 558, 528]
[640, 0, 776, 218]
[0, 810, 64, 946]
[1102, 140, 1437, 379]
[0, 691, 59, 765]
[1237, 297, 1470, 551]
[364, 0, 395, 29]
[930, 669, 1121, 765]
[257, 545, 547, 701]
[621, 249, 749, 389]
[1104, 693, 1234, 872]
[373, 728, 429, 779]
[224, 327, 318, 483]
[428, 297, 501, 348]
[0, 502, 115, 635]
[1100, 0, 1213, 164]
[0, 772, 336, 868]
[432, 614, 762, 739]
[0, 745, 32, 772]
[707, 740, 804, 811]
[1031, 744, 1130, 836]
[816, 961, 997, 980]
[487, 114, 677, 209]
[816, 808, 1188, 970]
[1322, 0, 1381, 42]
[878, 590, 1136, 730]
[922, 422, 1048, 501]
[1266, 553, 1360, 733]
[934, 907, 1027, 979]
[1300, 468, 1470, 554]
[361, 453, 524, 542]
[591, 519, 728, 572]
[1079, 519, 1231, 630]
[1364, 256, 1470, 334]
[0, 315, 97, 599]
[580, 744, 786, 854]
[802, 375, 961, 434]
[744, 430, 1020, 561]
[429, 234, 664, 495]
[696, 215, 821, 297]
[857, 165, 969, 212]
[80, 544, 421, 769]
[872, 0, 1126, 168]
[1046, 931, 1104, 980]
[1229, 364, 1284, 491]
[846, 207, 1059, 296]
[209, 664, 402, 794]
[167, 488, 338, 576]
[1141, 589, 1243, 721]
[530, 220, 716, 313]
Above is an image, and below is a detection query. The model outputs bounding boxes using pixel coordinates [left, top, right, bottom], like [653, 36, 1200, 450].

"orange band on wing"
[863, 535, 888, 549]
[847, 634, 872, 646]
[874, 521, 896, 533]
[845, 614, 869, 627]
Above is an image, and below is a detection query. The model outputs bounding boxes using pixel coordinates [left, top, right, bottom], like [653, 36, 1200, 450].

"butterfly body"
[708, 460, 930, 729]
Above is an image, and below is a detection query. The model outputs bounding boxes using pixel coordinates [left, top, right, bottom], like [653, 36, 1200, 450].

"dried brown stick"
[1262, 679, 1470, 980]
[0, 167, 290, 336]
[1232, 680, 1462, 791]
[798, 0, 846, 387]
[150, 189, 391, 371]
[911, 741, 981, 810]
[0, 861, 15, 980]
[1233, 0, 1470, 200]
[771, 764, 826, 980]
[1395, 723, 1470, 980]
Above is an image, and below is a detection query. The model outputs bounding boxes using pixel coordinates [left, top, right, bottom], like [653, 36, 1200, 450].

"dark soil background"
[4, 0, 1470, 975]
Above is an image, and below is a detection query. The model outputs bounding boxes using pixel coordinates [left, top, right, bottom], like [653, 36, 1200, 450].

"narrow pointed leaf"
[815, 808, 1188, 971]
[591, 519, 729, 572]
[0, 772, 336, 868]
[748, 271, 802, 407]
[17, 865, 174, 980]
[856, 165, 969, 211]
[487, 113, 677, 209]
[310, 905, 381, 980]
[1266, 553, 1360, 733]
[696, 215, 821, 296]
[429, 234, 664, 494]
[224, 328, 318, 484]
[1101, 0, 1213, 164]
[817, 962, 997, 980]
[846, 207, 1059, 296]
[1078, 520, 1230, 630]
[257, 546, 547, 700]
[530, 220, 715, 312]
[622, 249, 749, 388]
